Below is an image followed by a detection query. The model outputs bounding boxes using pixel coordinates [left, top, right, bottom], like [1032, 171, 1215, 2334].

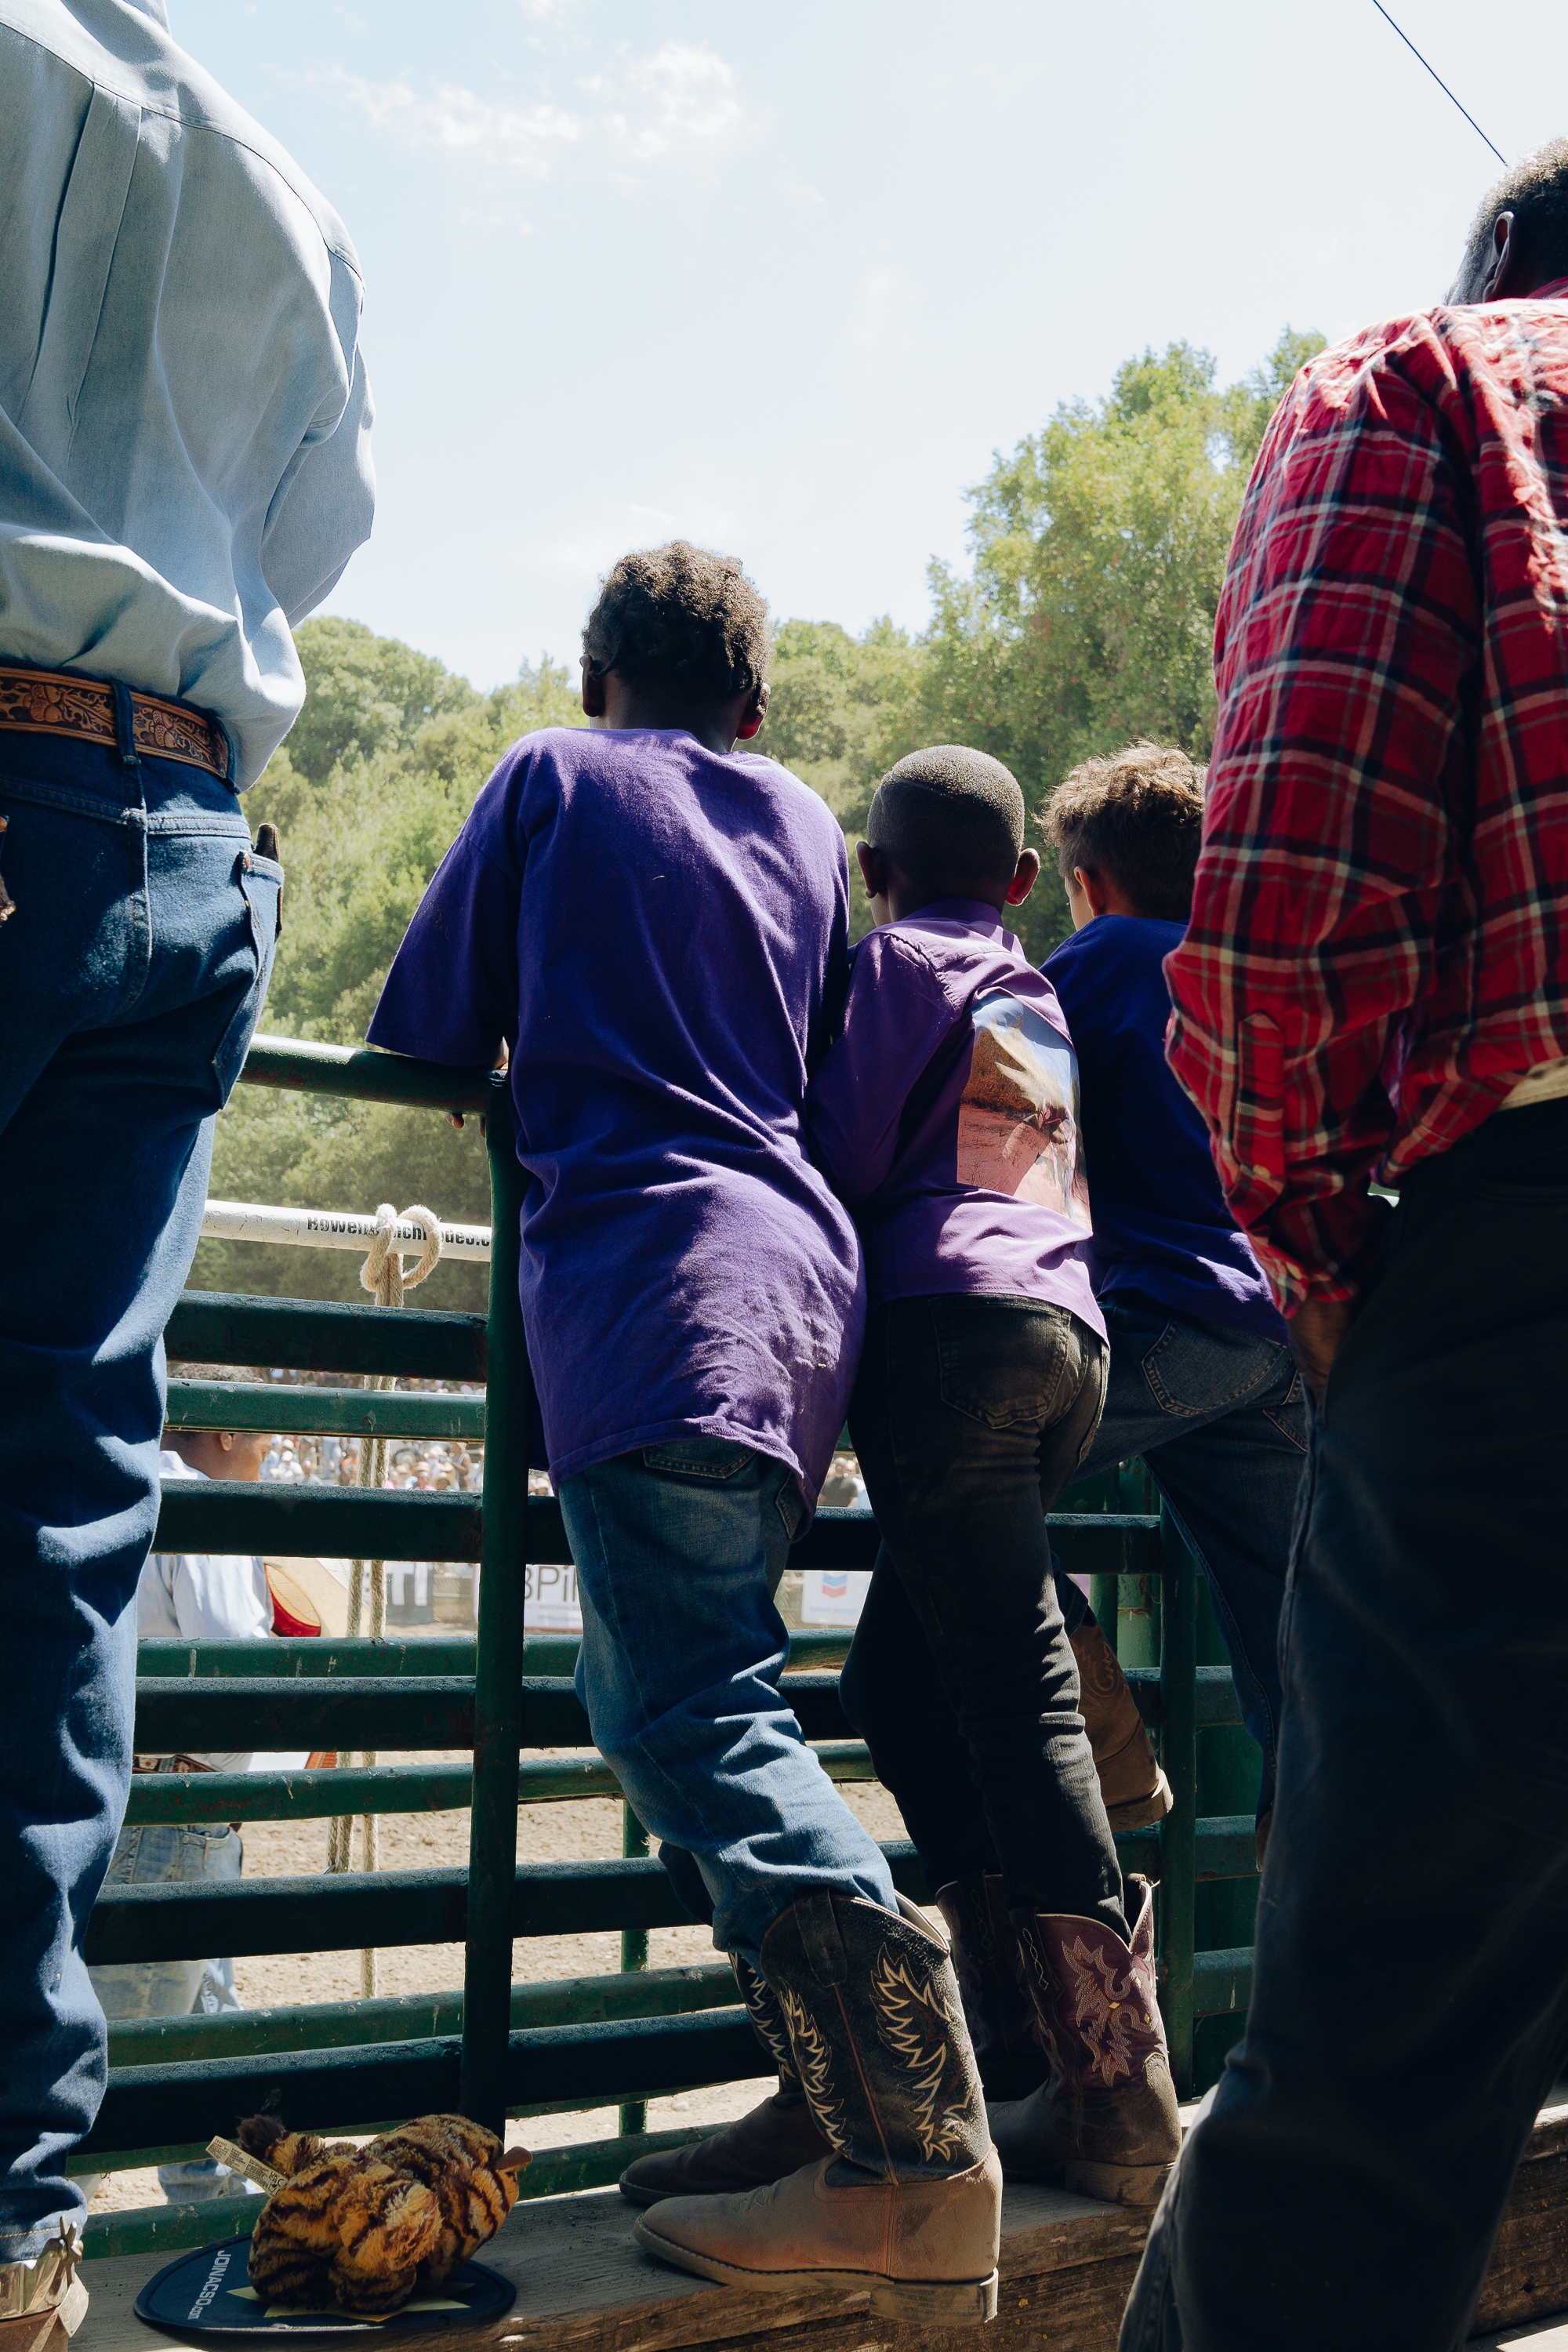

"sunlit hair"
[868, 746, 1025, 898]
[1457, 139, 1568, 296]
[581, 540, 770, 702]
[1040, 741, 1205, 921]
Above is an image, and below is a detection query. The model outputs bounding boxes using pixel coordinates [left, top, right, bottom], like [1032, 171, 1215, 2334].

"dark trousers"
[1120, 1098, 1568, 2352]
[838, 1291, 1126, 1936]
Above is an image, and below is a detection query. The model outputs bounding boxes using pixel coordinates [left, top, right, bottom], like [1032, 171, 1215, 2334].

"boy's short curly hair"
[1040, 742, 1206, 920]
[581, 541, 770, 702]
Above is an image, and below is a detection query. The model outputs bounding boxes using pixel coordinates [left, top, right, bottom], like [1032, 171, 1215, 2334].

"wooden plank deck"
[78, 2086, 1568, 2352]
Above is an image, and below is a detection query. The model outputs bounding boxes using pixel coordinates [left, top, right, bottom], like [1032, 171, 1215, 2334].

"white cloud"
[312, 67, 582, 174]
[310, 38, 750, 183]
[604, 43, 747, 162]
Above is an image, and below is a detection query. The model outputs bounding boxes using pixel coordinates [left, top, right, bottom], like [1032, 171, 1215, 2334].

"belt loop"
[219, 718, 238, 790]
[110, 681, 140, 784]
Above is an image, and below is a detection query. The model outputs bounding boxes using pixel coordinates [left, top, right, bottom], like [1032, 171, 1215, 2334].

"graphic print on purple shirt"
[807, 902, 1102, 1331]
[365, 727, 865, 1507]
[957, 989, 1091, 1229]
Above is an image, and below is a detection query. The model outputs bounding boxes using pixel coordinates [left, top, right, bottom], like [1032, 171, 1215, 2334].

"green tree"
[755, 617, 926, 938]
[909, 327, 1323, 959]
[195, 644, 586, 1311]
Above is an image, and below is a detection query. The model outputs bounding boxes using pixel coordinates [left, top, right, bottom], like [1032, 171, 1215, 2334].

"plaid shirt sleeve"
[1163, 334, 1483, 1313]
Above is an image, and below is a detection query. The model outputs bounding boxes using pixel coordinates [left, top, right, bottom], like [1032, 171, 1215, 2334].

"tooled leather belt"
[0, 661, 230, 782]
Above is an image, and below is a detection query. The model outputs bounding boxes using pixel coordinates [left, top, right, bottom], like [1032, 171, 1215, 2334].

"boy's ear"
[734, 681, 769, 742]
[1005, 848, 1040, 907]
[580, 662, 608, 719]
[857, 840, 888, 901]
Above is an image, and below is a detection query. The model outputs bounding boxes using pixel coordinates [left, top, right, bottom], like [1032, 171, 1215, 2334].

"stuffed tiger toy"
[238, 2111, 530, 2318]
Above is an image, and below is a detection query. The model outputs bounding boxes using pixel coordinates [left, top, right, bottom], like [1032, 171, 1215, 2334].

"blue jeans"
[837, 1294, 1122, 1932]
[1120, 1104, 1568, 2351]
[81, 1817, 254, 2207]
[561, 1438, 898, 1965]
[1065, 1298, 1308, 1821]
[0, 716, 278, 2257]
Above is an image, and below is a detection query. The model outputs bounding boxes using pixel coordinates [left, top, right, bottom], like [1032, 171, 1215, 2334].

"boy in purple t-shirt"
[366, 549, 999, 2321]
[808, 748, 1181, 2199]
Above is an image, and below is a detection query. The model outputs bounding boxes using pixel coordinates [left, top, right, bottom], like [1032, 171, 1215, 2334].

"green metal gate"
[77, 1036, 1261, 2258]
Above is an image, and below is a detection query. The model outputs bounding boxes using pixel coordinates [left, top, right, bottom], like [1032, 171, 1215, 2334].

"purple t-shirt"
[806, 901, 1103, 1335]
[366, 726, 865, 1503]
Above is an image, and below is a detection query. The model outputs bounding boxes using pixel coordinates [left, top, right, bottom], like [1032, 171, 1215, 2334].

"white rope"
[325, 1204, 444, 1998]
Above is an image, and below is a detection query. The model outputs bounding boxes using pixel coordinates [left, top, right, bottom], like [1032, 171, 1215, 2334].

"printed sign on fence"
[526, 1560, 583, 1632]
[800, 1568, 872, 1627]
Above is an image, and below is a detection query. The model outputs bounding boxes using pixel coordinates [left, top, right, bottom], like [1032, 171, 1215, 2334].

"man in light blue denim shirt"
[0, 1, 374, 2319]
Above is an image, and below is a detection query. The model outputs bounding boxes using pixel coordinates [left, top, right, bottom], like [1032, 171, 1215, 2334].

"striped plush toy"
[238, 2111, 530, 2317]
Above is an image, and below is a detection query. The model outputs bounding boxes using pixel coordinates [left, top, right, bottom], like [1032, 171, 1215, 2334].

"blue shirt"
[0, 0, 375, 786]
[1043, 916, 1284, 1340]
[808, 902, 1102, 1334]
[367, 728, 865, 1508]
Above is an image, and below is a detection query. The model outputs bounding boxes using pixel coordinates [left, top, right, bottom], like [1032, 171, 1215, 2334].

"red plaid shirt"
[1167, 283, 1568, 1312]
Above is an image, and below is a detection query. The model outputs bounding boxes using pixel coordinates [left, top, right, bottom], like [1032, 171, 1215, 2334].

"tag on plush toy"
[207, 2138, 287, 2194]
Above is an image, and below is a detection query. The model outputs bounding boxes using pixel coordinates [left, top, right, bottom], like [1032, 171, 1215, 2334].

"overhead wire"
[1370, 1, 1506, 167]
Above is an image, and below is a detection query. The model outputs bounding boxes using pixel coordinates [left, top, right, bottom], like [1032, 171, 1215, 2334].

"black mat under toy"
[134, 2237, 516, 2338]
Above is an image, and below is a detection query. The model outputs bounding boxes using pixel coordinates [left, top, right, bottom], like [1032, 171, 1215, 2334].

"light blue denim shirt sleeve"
[0, 0, 376, 786]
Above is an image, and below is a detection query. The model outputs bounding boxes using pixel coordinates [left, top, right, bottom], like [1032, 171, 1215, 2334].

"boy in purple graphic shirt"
[367, 550, 1000, 2321]
[808, 747, 1182, 2199]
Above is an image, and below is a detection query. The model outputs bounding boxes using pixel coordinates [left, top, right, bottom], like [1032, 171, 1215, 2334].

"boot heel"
[1063, 2157, 1171, 2207]
[868, 2270, 999, 2323]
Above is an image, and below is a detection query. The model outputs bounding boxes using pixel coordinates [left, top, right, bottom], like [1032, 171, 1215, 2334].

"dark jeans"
[838, 1292, 1125, 1936]
[1061, 1299, 1307, 1821]
[0, 719, 278, 2255]
[1120, 1098, 1568, 2352]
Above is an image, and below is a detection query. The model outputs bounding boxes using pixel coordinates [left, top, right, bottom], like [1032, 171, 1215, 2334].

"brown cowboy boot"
[633, 1891, 1001, 2323]
[986, 1876, 1181, 2206]
[1072, 1610, 1172, 1831]
[619, 1954, 831, 2205]
[0, 2227, 88, 2352]
[934, 1872, 1042, 2100]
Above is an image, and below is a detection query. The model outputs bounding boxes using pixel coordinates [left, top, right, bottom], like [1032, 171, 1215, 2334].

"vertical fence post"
[461, 1080, 534, 2132]
[619, 1804, 651, 2137]
[1156, 1499, 1199, 2099]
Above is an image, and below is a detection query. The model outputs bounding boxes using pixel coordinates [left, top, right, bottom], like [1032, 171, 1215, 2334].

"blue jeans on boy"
[79, 1815, 254, 2208]
[0, 716, 278, 2257]
[561, 1437, 898, 1965]
[1065, 1296, 1307, 1822]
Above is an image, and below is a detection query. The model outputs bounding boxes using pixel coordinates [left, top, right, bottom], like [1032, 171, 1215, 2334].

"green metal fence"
[78, 1035, 1260, 2258]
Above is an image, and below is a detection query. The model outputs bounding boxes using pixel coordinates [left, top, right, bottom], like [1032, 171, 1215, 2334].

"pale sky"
[177, 0, 1568, 690]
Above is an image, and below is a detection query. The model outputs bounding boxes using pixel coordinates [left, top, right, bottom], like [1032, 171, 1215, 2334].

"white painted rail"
[200, 1199, 492, 1262]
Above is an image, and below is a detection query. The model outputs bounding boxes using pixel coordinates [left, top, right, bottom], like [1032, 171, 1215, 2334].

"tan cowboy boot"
[0, 2227, 88, 2352]
[1072, 1610, 1172, 1831]
[633, 1891, 1000, 2323]
[935, 1872, 1043, 2101]
[619, 1955, 831, 2205]
[986, 1876, 1181, 2206]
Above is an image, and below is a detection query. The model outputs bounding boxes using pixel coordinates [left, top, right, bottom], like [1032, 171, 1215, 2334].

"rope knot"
[358, 1203, 442, 1308]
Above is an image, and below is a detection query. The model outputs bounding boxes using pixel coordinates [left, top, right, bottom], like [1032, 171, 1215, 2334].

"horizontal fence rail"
[87, 1031, 1261, 2260]
[164, 1381, 486, 1443]
[201, 1200, 492, 1262]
